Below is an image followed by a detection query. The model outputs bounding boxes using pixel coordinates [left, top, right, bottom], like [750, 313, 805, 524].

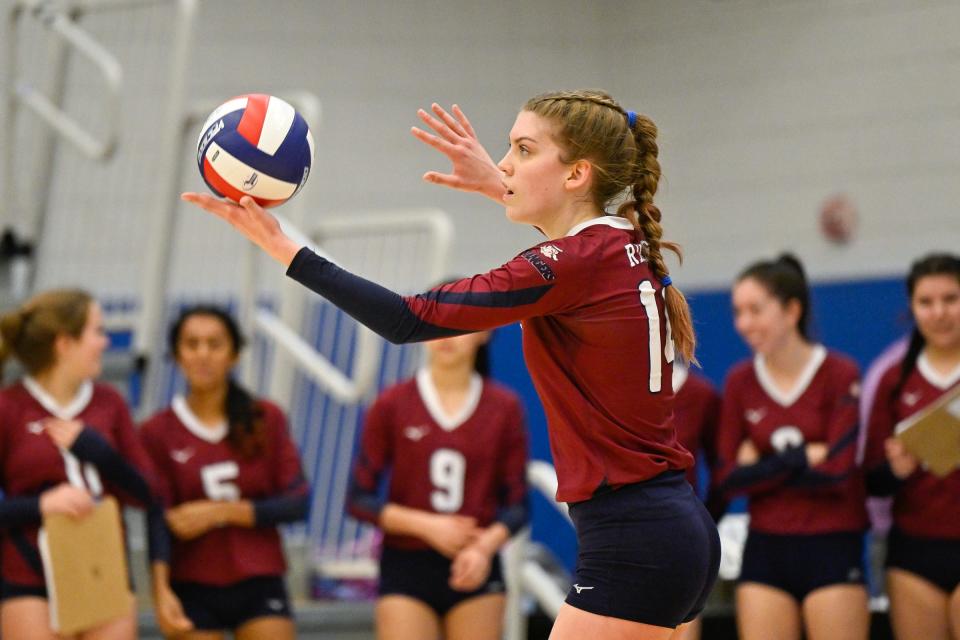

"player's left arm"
[250, 404, 311, 527]
[786, 363, 862, 490]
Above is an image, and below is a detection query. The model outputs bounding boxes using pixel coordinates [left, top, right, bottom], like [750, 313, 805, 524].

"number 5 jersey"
[139, 397, 309, 586]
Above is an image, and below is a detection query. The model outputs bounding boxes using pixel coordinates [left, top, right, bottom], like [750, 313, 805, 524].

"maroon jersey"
[289, 216, 692, 502]
[716, 347, 868, 534]
[139, 396, 308, 586]
[863, 354, 960, 538]
[673, 366, 720, 488]
[348, 371, 528, 550]
[0, 379, 154, 587]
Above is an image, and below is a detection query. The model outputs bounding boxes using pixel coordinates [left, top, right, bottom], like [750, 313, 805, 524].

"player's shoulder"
[822, 349, 860, 379]
[255, 397, 287, 421]
[90, 381, 128, 407]
[139, 406, 178, 436]
[481, 378, 524, 406]
[724, 359, 756, 388]
[371, 377, 418, 408]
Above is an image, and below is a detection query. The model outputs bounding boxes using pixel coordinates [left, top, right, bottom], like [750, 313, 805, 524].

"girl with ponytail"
[0, 289, 167, 640]
[862, 253, 960, 640]
[139, 306, 310, 639]
[716, 254, 869, 640]
[182, 90, 719, 639]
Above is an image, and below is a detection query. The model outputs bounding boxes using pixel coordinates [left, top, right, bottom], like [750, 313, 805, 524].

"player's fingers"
[417, 108, 461, 144]
[431, 103, 467, 138]
[422, 172, 461, 188]
[411, 127, 457, 156]
[451, 105, 477, 139]
[181, 193, 238, 221]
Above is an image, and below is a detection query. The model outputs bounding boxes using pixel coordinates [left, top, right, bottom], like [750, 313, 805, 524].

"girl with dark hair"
[183, 89, 720, 639]
[716, 254, 868, 640]
[0, 289, 170, 640]
[863, 252, 960, 640]
[347, 330, 527, 640]
[140, 306, 310, 640]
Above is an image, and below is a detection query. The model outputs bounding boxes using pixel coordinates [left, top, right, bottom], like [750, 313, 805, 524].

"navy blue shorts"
[739, 530, 865, 601]
[171, 576, 292, 631]
[565, 470, 720, 628]
[0, 580, 47, 601]
[378, 547, 506, 617]
[886, 528, 960, 593]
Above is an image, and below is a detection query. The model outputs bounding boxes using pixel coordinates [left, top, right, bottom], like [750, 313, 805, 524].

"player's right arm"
[181, 193, 580, 344]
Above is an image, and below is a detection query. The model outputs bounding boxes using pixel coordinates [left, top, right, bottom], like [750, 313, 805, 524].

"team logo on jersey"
[572, 584, 594, 594]
[25, 420, 46, 435]
[170, 447, 196, 464]
[770, 425, 805, 453]
[520, 249, 556, 281]
[403, 425, 430, 442]
[903, 390, 921, 407]
[540, 244, 563, 261]
[266, 598, 285, 612]
[744, 408, 767, 424]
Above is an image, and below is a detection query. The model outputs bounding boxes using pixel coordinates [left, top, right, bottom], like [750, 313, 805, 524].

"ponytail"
[619, 113, 696, 363]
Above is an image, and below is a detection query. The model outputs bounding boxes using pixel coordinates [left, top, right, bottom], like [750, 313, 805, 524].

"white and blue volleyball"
[196, 94, 313, 208]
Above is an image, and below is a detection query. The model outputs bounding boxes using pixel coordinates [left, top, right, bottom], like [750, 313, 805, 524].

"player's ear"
[784, 298, 803, 327]
[564, 159, 592, 192]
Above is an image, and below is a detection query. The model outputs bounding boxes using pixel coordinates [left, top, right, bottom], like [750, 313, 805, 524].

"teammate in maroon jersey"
[348, 328, 527, 640]
[183, 89, 720, 639]
[0, 289, 169, 640]
[717, 255, 868, 640]
[140, 306, 310, 640]
[863, 253, 960, 640]
[670, 364, 722, 640]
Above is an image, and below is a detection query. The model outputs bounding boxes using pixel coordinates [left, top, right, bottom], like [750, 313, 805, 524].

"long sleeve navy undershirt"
[286, 247, 464, 343]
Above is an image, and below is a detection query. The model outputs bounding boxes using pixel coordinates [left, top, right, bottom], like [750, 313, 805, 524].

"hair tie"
[626, 110, 637, 129]
[662, 275, 672, 288]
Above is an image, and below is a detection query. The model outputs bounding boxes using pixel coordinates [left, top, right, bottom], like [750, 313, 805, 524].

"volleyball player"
[716, 255, 869, 640]
[348, 329, 527, 640]
[0, 289, 170, 640]
[140, 306, 310, 640]
[863, 253, 960, 639]
[183, 89, 720, 639]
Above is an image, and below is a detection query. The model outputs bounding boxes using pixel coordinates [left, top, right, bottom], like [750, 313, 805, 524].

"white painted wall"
[6, 0, 958, 300]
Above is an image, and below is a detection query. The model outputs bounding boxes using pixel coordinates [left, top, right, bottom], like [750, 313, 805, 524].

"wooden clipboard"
[894, 383, 960, 478]
[38, 495, 133, 634]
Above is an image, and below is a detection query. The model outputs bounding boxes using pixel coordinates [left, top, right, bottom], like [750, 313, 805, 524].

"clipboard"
[894, 383, 960, 478]
[38, 495, 133, 634]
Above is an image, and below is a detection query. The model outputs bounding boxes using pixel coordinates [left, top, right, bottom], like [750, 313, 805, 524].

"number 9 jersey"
[348, 370, 528, 550]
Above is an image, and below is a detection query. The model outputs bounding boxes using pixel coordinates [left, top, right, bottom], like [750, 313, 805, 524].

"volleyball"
[196, 94, 314, 208]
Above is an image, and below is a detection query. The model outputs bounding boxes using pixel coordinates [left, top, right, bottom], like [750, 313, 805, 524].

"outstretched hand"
[411, 103, 505, 203]
[180, 193, 301, 266]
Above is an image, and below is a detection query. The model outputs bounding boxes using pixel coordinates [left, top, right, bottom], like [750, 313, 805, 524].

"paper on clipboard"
[38, 495, 133, 634]
[894, 384, 960, 478]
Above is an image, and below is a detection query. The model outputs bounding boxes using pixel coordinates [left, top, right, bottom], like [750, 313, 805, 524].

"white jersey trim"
[23, 377, 93, 420]
[754, 345, 828, 408]
[916, 352, 960, 390]
[416, 368, 483, 432]
[172, 394, 228, 443]
[566, 215, 633, 237]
